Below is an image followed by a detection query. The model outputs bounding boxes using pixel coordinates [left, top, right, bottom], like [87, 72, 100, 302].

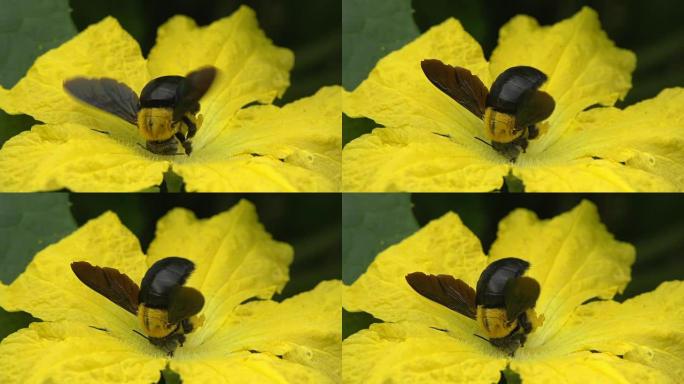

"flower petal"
[147, 6, 294, 145]
[345, 212, 487, 332]
[344, 18, 490, 142]
[145, 200, 293, 344]
[513, 158, 679, 192]
[0, 322, 166, 384]
[488, 200, 635, 345]
[342, 322, 507, 384]
[0, 124, 168, 192]
[173, 155, 337, 192]
[490, 7, 636, 149]
[173, 86, 342, 192]
[0, 211, 147, 340]
[522, 87, 684, 191]
[171, 352, 335, 384]
[533, 281, 684, 382]
[512, 351, 672, 384]
[188, 280, 341, 382]
[0, 17, 147, 134]
[342, 127, 509, 191]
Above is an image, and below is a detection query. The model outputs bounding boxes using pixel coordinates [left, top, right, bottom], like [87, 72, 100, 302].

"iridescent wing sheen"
[70, 261, 140, 315]
[63, 77, 140, 124]
[421, 59, 488, 119]
[406, 272, 477, 319]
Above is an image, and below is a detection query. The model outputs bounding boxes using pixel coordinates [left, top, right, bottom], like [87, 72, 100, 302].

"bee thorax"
[138, 107, 175, 141]
[138, 305, 176, 338]
[484, 108, 520, 144]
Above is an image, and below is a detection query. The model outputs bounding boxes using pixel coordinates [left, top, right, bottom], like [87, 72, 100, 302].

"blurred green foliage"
[343, 193, 684, 337]
[0, 0, 76, 148]
[342, 193, 418, 284]
[0, 308, 37, 342]
[0, 194, 77, 284]
[0, 0, 77, 88]
[342, 0, 419, 90]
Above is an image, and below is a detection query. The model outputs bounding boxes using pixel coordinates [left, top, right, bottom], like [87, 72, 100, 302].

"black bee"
[421, 60, 555, 162]
[64, 67, 216, 155]
[71, 256, 205, 356]
[406, 257, 543, 355]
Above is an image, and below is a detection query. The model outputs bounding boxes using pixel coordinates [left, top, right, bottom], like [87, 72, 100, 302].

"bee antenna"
[473, 333, 489, 342]
[133, 329, 150, 341]
[474, 137, 494, 148]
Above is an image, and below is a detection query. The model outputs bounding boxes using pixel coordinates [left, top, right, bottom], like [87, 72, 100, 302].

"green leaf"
[0, 0, 77, 88]
[342, 194, 419, 284]
[342, 114, 377, 147]
[501, 367, 522, 384]
[138, 186, 161, 193]
[342, 0, 419, 89]
[0, 308, 37, 342]
[0, 193, 77, 284]
[159, 366, 182, 384]
[503, 172, 524, 192]
[162, 169, 184, 193]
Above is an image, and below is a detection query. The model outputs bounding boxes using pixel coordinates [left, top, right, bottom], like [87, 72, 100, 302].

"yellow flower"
[343, 200, 684, 383]
[0, 6, 341, 192]
[0, 200, 341, 383]
[342, 7, 684, 191]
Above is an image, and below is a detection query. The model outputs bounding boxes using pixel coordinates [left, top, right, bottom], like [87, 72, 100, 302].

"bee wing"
[172, 66, 217, 121]
[70, 261, 140, 315]
[406, 272, 477, 319]
[515, 91, 555, 129]
[168, 286, 205, 324]
[503, 276, 540, 320]
[421, 59, 488, 119]
[63, 78, 140, 124]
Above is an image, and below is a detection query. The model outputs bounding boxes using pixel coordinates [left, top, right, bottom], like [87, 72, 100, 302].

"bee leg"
[527, 125, 539, 140]
[180, 318, 194, 333]
[518, 312, 533, 334]
[182, 115, 197, 139]
[174, 132, 193, 155]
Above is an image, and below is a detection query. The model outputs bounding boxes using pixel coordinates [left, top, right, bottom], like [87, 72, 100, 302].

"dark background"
[69, 194, 341, 298]
[411, 194, 684, 299]
[411, 0, 683, 107]
[69, 0, 341, 105]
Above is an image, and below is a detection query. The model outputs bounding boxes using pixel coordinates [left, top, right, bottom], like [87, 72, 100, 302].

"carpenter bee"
[421, 60, 555, 162]
[64, 67, 217, 155]
[71, 256, 205, 356]
[406, 257, 543, 355]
